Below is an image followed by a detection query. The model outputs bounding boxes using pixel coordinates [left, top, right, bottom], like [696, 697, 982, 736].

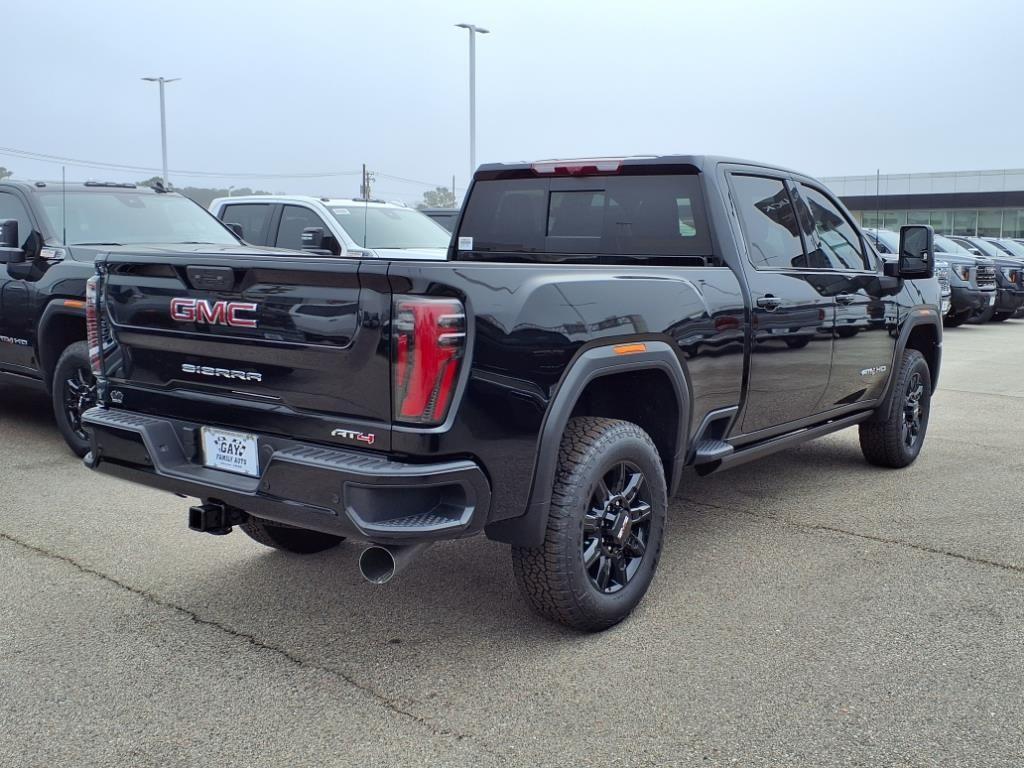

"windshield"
[38, 191, 239, 246]
[329, 205, 451, 249]
[991, 239, 1024, 259]
[934, 234, 976, 256]
[964, 238, 1003, 258]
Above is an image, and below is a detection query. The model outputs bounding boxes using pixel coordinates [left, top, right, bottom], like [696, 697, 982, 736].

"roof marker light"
[531, 158, 625, 176]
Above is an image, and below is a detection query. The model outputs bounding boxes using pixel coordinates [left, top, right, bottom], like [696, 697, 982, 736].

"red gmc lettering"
[169, 298, 258, 328]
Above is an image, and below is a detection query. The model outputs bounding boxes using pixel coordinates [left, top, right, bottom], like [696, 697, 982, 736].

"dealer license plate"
[201, 427, 260, 477]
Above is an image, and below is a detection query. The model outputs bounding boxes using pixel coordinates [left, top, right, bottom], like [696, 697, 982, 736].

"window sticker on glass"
[458, 236, 473, 250]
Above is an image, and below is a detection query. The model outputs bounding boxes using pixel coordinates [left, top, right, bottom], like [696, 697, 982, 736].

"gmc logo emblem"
[170, 298, 258, 328]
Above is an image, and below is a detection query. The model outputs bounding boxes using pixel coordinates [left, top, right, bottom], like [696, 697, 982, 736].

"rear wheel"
[512, 417, 667, 632]
[240, 517, 344, 554]
[859, 349, 931, 469]
[51, 341, 96, 458]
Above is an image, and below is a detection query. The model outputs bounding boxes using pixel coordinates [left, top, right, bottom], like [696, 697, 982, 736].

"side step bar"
[695, 412, 871, 476]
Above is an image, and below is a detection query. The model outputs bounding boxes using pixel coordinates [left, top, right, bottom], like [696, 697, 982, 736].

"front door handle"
[835, 293, 857, 305]
[756, 295, 782, 311]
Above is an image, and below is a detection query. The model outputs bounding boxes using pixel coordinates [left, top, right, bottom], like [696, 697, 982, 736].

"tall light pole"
[141, 76, 180, 187]
[454, 23, 489, 177]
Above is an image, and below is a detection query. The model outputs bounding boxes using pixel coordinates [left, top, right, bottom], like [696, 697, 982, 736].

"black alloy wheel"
[52, 341, 97, 457]
[63, 367, 98, 443]
[901, 371, 926, 451]
[582, 461, 653, 594]
[859, 348, 931, 469]
[511, 417, 668, 631]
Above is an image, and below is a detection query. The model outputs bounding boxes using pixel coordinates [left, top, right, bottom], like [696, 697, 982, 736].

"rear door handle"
[756, 295, 782, 311]
[835, 293, 857, 305]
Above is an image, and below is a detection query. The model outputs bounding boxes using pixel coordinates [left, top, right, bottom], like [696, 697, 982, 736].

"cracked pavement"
[2, 321, 1023, 767]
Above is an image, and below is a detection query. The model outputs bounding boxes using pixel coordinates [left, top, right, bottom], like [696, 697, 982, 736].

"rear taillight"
[392, 296, 466, 425]
[85, 275, 102, 375]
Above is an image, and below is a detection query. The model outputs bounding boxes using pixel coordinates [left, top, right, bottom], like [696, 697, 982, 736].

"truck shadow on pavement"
[0, 379, 889, 642]
[0, 381, 56, 429]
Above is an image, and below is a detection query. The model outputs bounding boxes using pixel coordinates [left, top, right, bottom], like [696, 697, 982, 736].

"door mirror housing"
[300, 226, 341, 255]
[301, 226, 325, 251]
[897, 224, 934, 279]
[226, 222, 244, 239]
[0, 219, 24, 264]
[0, 218, 17, 248]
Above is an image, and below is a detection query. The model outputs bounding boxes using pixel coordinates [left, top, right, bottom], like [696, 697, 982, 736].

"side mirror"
[897, 224, 934, 279]
[300, 226, 341, 255]
[0, 219, 23, 264]
[0, 219, 17, 248]
[226, 222, 244, 239]
[301, 226, 325, 251]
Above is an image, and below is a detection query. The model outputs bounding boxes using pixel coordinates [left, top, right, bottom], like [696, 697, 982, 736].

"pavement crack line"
[0, 529, 497, 753]
[679, 498, 1024, 576]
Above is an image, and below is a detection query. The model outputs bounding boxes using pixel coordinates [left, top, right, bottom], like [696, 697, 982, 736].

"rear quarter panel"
[389, 262, 746, 523]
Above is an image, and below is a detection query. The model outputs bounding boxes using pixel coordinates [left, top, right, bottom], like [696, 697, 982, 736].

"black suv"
[0, 181, 290, 455]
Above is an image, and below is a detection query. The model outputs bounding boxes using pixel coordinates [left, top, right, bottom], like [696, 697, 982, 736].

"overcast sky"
[6, 0, 1023, 202]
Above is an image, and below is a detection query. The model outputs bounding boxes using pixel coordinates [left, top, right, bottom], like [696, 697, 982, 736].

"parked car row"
[0, 156, 946, 630]
[864, 228, 1024, 326]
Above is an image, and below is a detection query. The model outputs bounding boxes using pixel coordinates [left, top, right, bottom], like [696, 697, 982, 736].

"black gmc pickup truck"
[0, 180, 284, 456]
[81, 156, 942, 630]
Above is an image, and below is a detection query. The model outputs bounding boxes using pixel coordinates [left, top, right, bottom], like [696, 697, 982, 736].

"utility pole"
[360, 164, 375, 200]
[452, 174, 456, 204]
[141, 76, 180, 188]
[455, 23, 490, 177]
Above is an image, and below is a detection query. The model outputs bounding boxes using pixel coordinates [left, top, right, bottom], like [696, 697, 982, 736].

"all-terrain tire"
[969, 304, 995, 324]
[51, 341, 96, 458]
[859, 348, 931, 469]
[240, 517, 344, 554]
[943, 309, 970, 328]
[511, 417, 667, 632]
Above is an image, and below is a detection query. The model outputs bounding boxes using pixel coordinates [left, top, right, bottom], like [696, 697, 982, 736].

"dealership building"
[821, 169, 1024, 239]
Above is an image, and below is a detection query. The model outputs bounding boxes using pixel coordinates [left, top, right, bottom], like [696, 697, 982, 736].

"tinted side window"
[275, 206, 329, 251]
[220, 203, 272, 245]
[730, 175, 805, 270]
[0, 193, 33, 247]
[796, 184, 869, 270]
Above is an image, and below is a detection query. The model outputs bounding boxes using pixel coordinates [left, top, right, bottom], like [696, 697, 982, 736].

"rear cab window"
[454, 167, 714, 264]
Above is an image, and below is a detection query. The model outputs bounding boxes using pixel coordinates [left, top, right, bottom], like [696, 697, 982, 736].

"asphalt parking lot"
[2, 321, 1023, 768]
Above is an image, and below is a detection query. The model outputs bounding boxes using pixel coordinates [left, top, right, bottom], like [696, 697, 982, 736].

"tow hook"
[188, 502, 248, 535]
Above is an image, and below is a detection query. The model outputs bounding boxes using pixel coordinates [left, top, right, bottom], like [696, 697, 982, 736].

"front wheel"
[970, 304, 995, 324]
[943, 309, 970, 328]
[859, 349, 931, 468]
[512, 417, 667, 632]
[52, 341, 97, 458]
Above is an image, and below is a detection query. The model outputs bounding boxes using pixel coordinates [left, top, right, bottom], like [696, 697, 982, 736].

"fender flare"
[485, 340, 692, 547]
[37, 300, 87, 387]
[883, 307, 943, 401]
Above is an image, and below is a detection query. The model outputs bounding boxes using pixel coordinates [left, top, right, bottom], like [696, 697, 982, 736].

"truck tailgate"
[98, 254, 391, 443]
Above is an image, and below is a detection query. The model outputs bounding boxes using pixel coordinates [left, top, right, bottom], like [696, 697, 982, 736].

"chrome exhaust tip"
[358, 543, 430, 584]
